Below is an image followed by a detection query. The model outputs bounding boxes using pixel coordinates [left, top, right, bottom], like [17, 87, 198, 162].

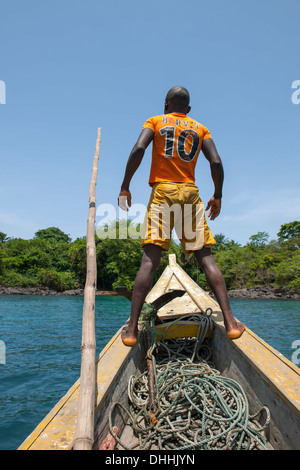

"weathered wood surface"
[73, 128, 101, 450]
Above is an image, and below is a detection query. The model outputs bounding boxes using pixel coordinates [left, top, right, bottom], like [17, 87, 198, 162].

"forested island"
[0, 221, 299, 299]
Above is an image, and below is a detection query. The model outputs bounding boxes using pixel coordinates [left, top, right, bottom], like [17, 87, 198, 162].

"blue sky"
[0, 0, 299, 245]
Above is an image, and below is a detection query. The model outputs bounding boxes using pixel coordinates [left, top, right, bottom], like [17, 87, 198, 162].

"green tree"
[277, 221, 300, 241]
[68, 237, 87, 286]
[212, 233, 229, 252]
[0, 232, 9, 243]
[35, 227, 71, 244]
[4, 238, 51, 273]
[0, 246, 6, 279]
[248, 232, 269, 247]
[35, 229, 72, 272]
[274, 252, 300, 289]
[1, 221, 299, 293]
[2, 230, 77, 289]
[37, 269, 78, 291]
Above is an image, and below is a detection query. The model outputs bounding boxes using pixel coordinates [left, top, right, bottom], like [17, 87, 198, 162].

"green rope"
[139, 303, 157, 324]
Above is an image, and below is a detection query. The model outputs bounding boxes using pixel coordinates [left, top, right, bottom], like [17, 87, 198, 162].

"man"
[118, 86, 245, 346]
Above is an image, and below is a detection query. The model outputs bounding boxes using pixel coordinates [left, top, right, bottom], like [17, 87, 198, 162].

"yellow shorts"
[141, 182, 216, 255]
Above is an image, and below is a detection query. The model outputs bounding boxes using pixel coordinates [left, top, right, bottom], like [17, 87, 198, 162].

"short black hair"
[165, 86, 190, 107]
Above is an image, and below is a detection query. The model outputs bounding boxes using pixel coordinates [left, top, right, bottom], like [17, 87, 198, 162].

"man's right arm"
[201, 138, 224, 220]
[118, 128, 154, 211]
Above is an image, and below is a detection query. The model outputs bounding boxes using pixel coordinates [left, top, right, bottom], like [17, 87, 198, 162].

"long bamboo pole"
[73, 128, 101, 451]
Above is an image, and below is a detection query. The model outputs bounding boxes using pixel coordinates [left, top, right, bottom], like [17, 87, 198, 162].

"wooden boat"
[18, 254, 300, 451]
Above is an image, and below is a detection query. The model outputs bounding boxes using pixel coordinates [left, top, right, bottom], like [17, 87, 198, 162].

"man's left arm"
[118, 128, 154, 211]
[201, 138, 224, 220]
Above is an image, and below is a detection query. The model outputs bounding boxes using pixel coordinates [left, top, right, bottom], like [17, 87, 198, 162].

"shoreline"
[0, 286, 118, 297]
[227, 285, 300, 300]
[0, 284, 299, 300]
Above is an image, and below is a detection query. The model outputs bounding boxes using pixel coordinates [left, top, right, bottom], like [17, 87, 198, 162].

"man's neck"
[166, 109, 186, 115]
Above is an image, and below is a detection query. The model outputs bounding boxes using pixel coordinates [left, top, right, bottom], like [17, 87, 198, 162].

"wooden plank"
[155, 321, 211, 341]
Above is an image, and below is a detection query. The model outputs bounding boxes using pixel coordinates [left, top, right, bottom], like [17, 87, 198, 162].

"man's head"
[164, 86, 191, 115]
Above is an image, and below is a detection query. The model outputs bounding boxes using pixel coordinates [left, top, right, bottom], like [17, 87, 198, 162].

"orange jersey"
[143, 112, 212, 186]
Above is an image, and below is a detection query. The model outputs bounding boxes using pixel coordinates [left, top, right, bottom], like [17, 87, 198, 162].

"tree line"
[0, 221, 299, 292]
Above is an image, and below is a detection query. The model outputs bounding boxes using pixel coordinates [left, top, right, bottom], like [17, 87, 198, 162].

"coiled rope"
[109, 312, 270, 450]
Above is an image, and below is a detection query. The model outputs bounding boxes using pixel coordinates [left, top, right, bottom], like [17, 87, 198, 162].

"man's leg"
[121, 244, 163, 346]
[194, 247, 245, 339]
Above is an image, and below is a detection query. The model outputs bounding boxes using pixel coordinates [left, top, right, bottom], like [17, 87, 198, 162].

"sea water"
[0, 295, 299, 450]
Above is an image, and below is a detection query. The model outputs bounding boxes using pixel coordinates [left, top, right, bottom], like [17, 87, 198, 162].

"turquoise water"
[0, 295, 299, 450]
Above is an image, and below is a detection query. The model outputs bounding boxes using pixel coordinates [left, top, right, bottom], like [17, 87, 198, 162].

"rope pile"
[109, 313, 270, 450]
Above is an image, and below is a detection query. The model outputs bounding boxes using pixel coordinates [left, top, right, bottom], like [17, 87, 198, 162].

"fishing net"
[109, 314, 270, 450]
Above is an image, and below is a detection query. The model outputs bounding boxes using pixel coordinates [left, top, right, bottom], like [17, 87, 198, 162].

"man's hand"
[206, 197, 221, 220]
[118, 189, 132, 212]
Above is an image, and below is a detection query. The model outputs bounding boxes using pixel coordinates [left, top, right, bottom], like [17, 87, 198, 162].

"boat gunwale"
[18, 325, 130, 450]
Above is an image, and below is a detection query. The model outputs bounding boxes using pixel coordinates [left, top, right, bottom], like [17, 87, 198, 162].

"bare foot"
[226, 321, 245, 339]
[121, 325, 138, 347]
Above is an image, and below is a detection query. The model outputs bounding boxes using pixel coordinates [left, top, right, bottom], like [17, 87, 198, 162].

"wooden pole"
[146, 328, 158, 418]
[73, 128, 101, 451]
